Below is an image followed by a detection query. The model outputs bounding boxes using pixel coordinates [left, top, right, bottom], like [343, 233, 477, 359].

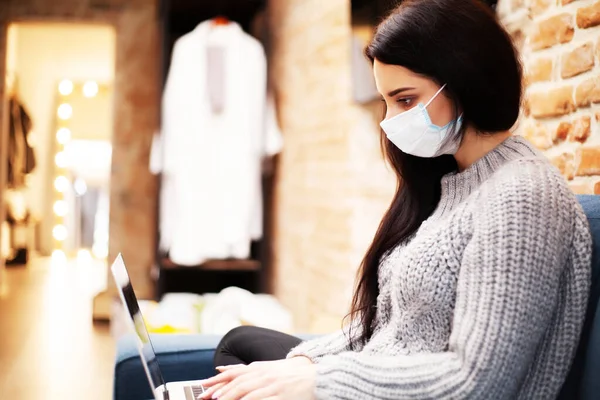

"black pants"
[214, 326, 303, 367]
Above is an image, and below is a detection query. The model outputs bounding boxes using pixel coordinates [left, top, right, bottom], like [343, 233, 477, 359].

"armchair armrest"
[114, 334, 221, 400]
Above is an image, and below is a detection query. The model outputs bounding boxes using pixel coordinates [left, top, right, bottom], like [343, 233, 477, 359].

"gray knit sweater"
[287, 136, 592, 399]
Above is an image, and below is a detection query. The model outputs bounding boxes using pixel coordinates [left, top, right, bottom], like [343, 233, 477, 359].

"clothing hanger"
[212, 15, 230, 26]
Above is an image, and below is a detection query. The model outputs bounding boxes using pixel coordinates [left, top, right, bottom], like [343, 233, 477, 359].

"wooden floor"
[0, 256, 114, 400]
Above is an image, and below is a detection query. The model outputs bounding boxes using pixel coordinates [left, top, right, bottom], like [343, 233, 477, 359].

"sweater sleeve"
[312, 161, 592, 399]
[286, 319, 363, 363]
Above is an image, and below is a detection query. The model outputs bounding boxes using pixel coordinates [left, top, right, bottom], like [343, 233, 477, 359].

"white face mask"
[380, 84, 463, 158]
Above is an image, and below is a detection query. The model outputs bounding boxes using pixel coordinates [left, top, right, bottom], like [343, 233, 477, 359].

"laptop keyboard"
[184, 385, 205, 400]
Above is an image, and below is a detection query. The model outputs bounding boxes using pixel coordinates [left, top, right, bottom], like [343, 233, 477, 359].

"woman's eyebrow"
[387, 87, 415, 97]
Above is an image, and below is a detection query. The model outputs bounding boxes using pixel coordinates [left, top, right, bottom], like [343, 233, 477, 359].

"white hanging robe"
[155, 21, 283, 266]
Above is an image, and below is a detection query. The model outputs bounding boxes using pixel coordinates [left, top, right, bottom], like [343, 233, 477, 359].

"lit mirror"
[51, 80, 113, 261]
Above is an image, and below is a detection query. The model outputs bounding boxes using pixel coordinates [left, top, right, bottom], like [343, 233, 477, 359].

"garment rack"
[155, 0, 271, 298]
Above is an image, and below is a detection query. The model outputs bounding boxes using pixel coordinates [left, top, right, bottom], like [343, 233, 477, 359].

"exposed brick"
[531, 14, 574, 51]
[527, 57, 553, 83]
[570, 116, 592, 142]
[551, 152, 575, 180]
[561, 42, 595, 78]
[523, 120, 553, 150]
[596, 40, 600, 67]
[577, 1, 600, 29]
[268, 0, 372, 331]
[523, 93, 531, 116]
[576, 146, 600, 176]
[528, 86, 575, 118]
[555, 121, 572, 142]
[530, 0, 553, 16]
[574, 77, 600, 107]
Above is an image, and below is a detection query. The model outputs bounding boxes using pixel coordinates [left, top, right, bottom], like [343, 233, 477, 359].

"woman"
[200, 0, 592, 398]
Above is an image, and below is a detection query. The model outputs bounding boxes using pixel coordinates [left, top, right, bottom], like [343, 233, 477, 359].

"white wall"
[8, 23, 116, 254]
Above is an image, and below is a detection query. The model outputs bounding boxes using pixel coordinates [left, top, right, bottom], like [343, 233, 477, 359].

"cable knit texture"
[287, 136, 592, 399]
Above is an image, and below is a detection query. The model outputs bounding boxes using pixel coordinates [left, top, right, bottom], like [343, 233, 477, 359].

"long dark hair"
[347, 0, 523, 348]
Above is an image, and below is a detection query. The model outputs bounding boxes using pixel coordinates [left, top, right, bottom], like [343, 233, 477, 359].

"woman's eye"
[397, 98, 413, 106]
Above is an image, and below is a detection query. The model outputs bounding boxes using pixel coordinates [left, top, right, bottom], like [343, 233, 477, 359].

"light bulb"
[55, 151, 68, 168]
[58, 80, 73, 96]
[56, 128, 71, 144]
[83, 81, 99, 98]
[53, 225, 68, 241]
[53, 200, 68, 217]
[58, 104, 72, 120]
[54, 176, 70, 193]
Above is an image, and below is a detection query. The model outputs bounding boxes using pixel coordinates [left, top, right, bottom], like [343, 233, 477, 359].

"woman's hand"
[200, 357, 316, 400]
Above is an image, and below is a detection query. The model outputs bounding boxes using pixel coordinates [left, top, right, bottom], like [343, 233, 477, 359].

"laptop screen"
[111, 254, 167, 395]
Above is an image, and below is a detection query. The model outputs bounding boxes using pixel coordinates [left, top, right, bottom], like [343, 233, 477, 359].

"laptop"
[111, 253, 206, 400]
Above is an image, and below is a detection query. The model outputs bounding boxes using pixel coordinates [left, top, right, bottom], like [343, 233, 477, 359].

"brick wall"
[267, 0, 394, 333]
[268, 0, 600, 333]
[498, 0, 600, 193]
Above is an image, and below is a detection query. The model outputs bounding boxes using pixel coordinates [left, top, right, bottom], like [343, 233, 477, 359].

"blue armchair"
[114, 334, 222, 400]
[114, 195, 600, 400]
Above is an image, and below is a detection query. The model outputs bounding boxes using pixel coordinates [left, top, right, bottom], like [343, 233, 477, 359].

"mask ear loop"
[429, 83, 463, 155]
[423, 83, 464, 124]
[424, 83, 447, 109]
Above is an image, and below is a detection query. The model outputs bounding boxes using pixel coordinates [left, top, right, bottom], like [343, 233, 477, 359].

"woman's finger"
[200, 367, 248, 388]
[216, 364, 245, 371]
[199, 382, 225, 399]
[216, 373, 265, 400]
[200, 374, 229, 388]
